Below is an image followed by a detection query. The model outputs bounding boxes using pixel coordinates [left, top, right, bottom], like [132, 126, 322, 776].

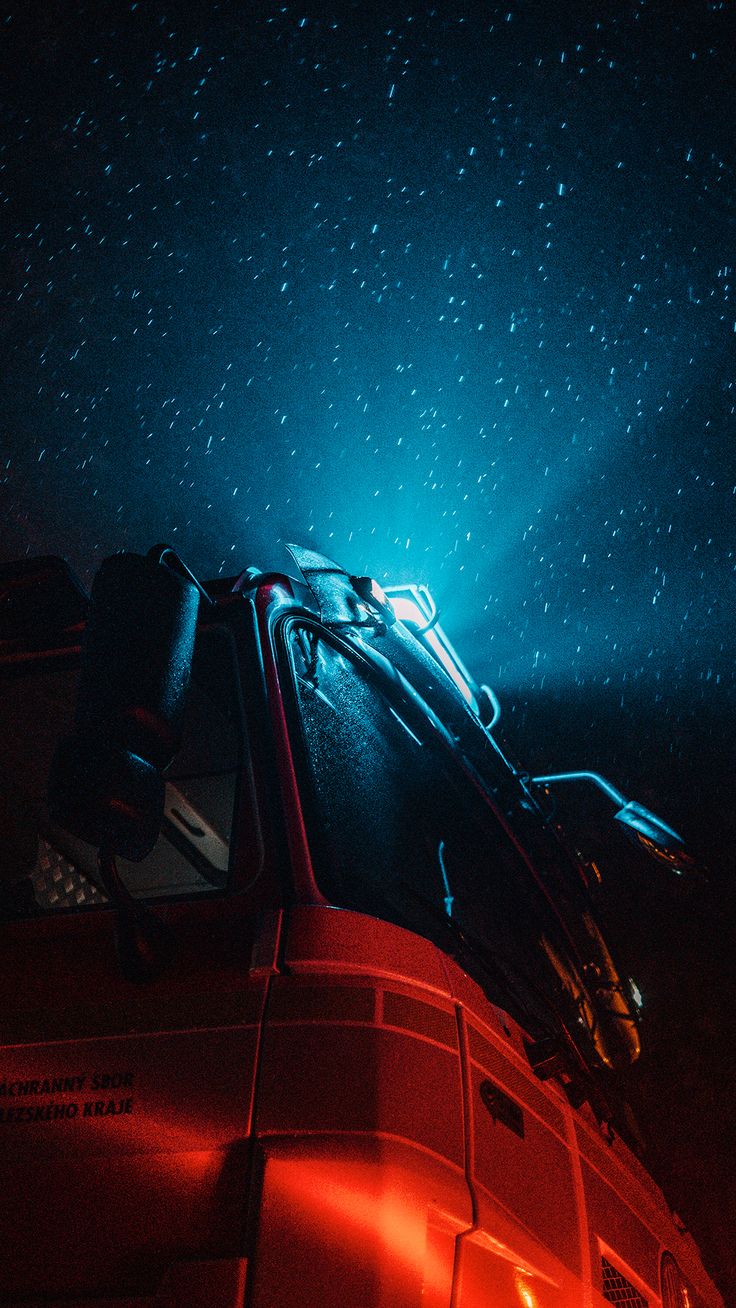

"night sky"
[2, 1, 735, 1296]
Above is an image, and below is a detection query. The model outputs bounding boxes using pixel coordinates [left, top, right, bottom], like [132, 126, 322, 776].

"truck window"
[0, 625, 243, 914]
[285, 623, 588, 1041]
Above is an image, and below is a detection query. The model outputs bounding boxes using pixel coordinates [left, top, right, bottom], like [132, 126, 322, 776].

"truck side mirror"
[613, 801, 696, 874]
[48, 552, 200, 862]
[532, 771, 697, 875]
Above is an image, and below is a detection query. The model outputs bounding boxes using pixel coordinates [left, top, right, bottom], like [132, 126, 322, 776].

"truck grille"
[602, 1256, 648, 1306]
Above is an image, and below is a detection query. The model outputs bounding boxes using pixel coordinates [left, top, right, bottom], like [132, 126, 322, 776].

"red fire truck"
[0, 543, 723, 1308]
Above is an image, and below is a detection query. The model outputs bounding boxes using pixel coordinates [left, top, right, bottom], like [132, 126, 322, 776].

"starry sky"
[2, 0, 735, 1294]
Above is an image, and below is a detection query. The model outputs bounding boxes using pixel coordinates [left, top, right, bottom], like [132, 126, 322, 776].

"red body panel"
[0, 905, 723, 1307]
[249, 906, 722, 1308]
[1, 904, 264, 1305]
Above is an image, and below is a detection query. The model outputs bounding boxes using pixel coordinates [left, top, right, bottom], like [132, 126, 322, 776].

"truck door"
[0, 614, 266, 1305]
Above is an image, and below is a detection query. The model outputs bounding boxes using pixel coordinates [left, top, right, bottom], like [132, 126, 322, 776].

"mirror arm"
[97, 848, 172, 984]
[147, 544, 214, 607]
[531, 771, 628, 808]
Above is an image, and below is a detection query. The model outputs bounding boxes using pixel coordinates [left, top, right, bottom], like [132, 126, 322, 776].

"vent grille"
[31, 840, 107, 910]
[601, 1256, 648, 1307]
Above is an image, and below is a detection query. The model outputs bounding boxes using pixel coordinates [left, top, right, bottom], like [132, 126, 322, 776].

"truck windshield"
[0, 625, 242, 915]
[285, 623, 587, 1040]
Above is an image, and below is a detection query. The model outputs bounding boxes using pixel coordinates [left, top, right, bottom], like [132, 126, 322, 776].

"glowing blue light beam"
[385, 584, 479, 710]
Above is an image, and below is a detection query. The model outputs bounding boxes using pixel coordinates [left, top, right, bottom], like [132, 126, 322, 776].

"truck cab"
[0, 544, 722, 1308]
